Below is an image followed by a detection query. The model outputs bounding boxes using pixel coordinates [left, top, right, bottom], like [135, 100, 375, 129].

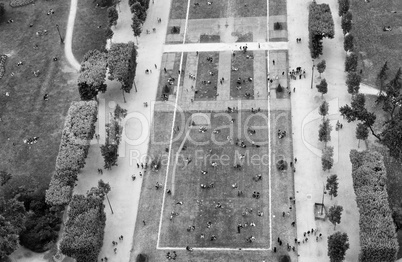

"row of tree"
[78, 42, 138, 103]
[59, 180, 109, 262]
[308, 1, 335, 59]
[350, 150, 398, 261]
[45, 101, 98, 206]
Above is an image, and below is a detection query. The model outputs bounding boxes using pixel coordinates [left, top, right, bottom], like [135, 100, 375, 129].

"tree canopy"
[322, 146, 334, 171]
[338, 0, 349, 17]
[346, 72, 361, 94]
[344, 33, 354, 52]
[328, 232, 349, 262]
[107, 6, 119, 27]
[317, 60, 326, 76]
[345, 52, 358, 72]
[341, 11, 352, 35]
[319, 118, 332, 143]
[78, 49, 108, 100]
[350, 150, 398, 261]
[60, 192, 106, 262]
[316, 78, 328, 96]
[308, 2, 335, 58]
[328, 205, 343, 229]
[319, 100, 329, 118]
[326, 174, 338, 199]
[107, 42, 138, 94]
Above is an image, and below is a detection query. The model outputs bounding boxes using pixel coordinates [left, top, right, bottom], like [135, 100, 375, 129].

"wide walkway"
[288, 0, 361, 261]
[73, 0, 173, 262]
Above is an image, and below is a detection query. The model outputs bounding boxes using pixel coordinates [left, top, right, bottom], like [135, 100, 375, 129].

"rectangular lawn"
[158, 110, 270, 248]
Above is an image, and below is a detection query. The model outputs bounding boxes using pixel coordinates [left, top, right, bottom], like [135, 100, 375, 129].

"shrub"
[274, 22, 282, 30]
[349, 150, 399, 262]
[60, 194, 106, 262]
[308, 2, 335, 58]
[276, 159, 288, 171]
[136, 254, 148, 262]
[345, 52, 358, 72]
[276, 84, 283, 93]
[46, 101, 98, 206]
[344, 33, 354, 52]
[279, 255, 290, 262]
[338, 0, 349, 17]
[78, 50, 107, 100]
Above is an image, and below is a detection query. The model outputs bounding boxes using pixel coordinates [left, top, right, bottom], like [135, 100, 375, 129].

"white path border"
[156, 0, 191, 249]
[65, 0, 81, 71]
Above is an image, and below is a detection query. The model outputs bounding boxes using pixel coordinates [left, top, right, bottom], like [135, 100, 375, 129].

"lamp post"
[311, 59, 315, 89]
[55, 24, 64, 44]
[105, 194, 114, 214]
[321, 183, 327, 215]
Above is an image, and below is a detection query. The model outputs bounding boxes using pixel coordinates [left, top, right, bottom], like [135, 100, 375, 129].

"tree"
[340, 94, 380, 141]
[328, 232, 349, 262]
[377, 61, 388, 95]
[355, 123, 368, 147]
[343, 33, 354, 52]
[107, 6, 118, 27]
[341, 11, 352, 35]
[328, 205, 343, 230]
[78, 49, 108, 101]
[319, 118, 332, 144]
[105, 26, 114, 41]
[345, 52, 358, 72]
[322, 146, 334, 171]
[107, 42, 137, 102]
[130, 2, 147, 22]
[131, 14, 142, 38]
[0, 215, 19, 259]
[317, 60, 326, 77]
[60, 194, 106, 262]
[319, 101, 329, 119]
[338, 0, 349, 17]
[346, 72, 361, 94]
[100, 144, 119, 169]
[316, 78, 328, 96]
[129, 0, 137, 6]
[326, 174, 338, 199]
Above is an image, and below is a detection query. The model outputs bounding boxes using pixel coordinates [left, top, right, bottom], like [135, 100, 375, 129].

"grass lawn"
[131, 108, 297, 261]
[0, 0, 78, 186]
[169, 0, 267, 20]
[157, 52, 187, 101]
[72, 0, 108, 62]
[159, 111, 270, 248]
[200, 34, 220, 43]
[351, 0, 402, 86]
[269, 0, 287, 16]
[194, 52, 219, 101]
[230, 51, 255, 100]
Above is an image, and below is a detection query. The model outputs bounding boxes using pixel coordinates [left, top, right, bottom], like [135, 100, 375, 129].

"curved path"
[64, 0, 81, 71]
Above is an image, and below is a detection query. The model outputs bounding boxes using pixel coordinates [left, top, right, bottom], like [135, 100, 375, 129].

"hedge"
[60, 194, 106, 262]
[46, 101, 98, 206]
[350, 150, 398, 262]
[308, 2, 335, 58]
